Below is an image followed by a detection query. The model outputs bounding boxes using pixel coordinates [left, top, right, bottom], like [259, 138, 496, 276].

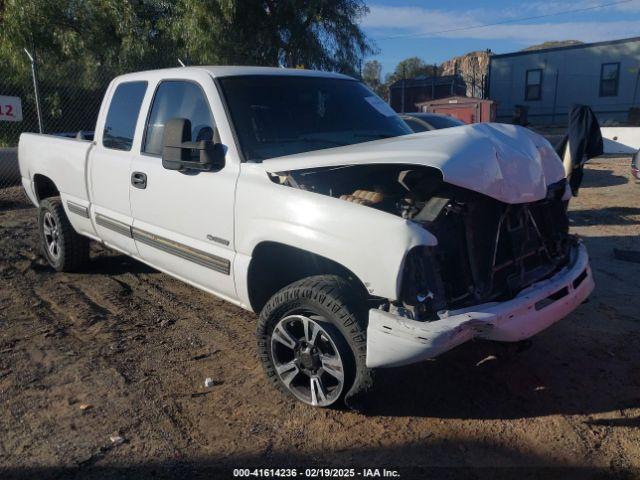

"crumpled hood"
[262, 123, 566, 204]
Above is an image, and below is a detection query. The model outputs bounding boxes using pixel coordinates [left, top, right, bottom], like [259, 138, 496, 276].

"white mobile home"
[489, 37, 640, 125]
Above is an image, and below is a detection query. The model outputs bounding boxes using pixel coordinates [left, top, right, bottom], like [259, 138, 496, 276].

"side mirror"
[161, 117, 225, 172]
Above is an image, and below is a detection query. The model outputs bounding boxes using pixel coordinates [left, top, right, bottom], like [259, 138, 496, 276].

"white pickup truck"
[19, 67, 594, 408]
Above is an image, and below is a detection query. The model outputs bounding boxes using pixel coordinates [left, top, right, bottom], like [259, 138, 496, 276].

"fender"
[234, 163, 437, 301]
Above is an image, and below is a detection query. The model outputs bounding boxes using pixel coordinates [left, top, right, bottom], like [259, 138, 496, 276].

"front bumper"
[366, 242, 594, 368]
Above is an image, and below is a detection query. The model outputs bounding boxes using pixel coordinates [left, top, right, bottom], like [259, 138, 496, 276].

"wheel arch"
[247, 241, 370, 313]
[33, 174, 60, 203]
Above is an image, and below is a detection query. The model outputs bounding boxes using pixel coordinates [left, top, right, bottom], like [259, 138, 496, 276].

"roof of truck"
[116, 66, 354, 82]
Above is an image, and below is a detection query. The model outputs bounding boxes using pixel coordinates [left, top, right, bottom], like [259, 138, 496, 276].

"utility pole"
[24, 48, 43, 134]
[433, 63, 437, 99]
[401, 64, 406, 113]
[471, 63, 476, 98]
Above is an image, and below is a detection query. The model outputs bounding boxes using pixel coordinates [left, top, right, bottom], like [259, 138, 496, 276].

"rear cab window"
[102, 81, 148, 151]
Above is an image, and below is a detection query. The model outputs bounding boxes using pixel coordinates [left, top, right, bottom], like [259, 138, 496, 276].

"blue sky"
[360, 0, 640, 76]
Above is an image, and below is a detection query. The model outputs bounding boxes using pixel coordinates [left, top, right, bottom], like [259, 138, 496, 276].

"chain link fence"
[0, 49, 178, 203]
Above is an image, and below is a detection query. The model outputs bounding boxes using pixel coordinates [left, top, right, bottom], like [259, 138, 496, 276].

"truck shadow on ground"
[0, 442, 632, 480]
[365, 233, 640, 420]
[569, 207, 640, 226]
[87, 252, 157, 275]
[364, 334, 639, 420]
[579, 167, 628, 189]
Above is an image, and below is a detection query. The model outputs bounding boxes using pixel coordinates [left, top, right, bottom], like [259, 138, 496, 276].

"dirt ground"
[0, 157, 639, 479]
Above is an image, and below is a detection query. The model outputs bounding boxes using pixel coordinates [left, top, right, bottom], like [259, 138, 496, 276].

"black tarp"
[555, 104, 603, 196]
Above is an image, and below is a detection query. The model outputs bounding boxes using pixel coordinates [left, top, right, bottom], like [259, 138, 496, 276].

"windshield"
[218, 75, 412, 161]
[422, 115, 465, 129]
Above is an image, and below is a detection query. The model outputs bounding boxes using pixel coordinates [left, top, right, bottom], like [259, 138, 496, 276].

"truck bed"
[18, 133, 93, 206]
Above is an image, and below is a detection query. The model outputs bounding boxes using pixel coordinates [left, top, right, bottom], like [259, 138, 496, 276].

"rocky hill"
[440, 50, 490, 98]
[438, 41, 584, 98]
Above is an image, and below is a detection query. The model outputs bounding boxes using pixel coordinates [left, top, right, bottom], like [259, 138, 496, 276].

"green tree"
[0, 0, 177, 143]
[362, 59, 382, 88]
[168, 0, 375, 74]
[0, 0, 176, 84]
[361, 59, 387, 99]
[0, 0, 375, 144]
[1, 0, 374, 79]
[386, 57, 439, 85]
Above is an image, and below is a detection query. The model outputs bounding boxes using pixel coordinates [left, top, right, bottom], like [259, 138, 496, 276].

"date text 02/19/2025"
[232, 468, 401, 477]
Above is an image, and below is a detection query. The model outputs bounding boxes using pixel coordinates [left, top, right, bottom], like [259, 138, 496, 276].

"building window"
[600, 62, 620, 97]
[525, 69, 542, 101]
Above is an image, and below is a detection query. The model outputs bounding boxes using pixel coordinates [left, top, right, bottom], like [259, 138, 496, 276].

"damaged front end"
[270, 163, 573, 317]
[397, 173, 573, 320]
[269, 161, 594, 367]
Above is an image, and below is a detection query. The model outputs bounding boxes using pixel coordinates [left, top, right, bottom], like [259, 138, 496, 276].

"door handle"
[131, 171, 147, 189]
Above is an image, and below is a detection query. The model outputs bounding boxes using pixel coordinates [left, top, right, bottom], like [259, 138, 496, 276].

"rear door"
[129, 75, 239, 300]
[88, 81, 147, 255]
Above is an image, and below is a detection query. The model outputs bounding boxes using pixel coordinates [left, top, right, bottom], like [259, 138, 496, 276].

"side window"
[143, 81, 215, 155]
[525, 69, 542, 101]
[102, 81, 148, 151]
[600, 62, 620, 97]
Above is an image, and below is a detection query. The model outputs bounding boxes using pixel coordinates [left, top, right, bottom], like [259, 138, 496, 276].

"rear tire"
[38, 197, 90, 272]
[257, 275, 370, 408]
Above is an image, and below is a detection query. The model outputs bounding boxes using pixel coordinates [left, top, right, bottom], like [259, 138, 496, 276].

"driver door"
[129, 79, 238, 300]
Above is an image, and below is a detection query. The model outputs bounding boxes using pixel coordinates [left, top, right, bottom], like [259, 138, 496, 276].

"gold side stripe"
[132, 227, 231, 275]
[94, 213, 230, 275]
[67, 201, 90, 219]
[95, 213, 133, 238]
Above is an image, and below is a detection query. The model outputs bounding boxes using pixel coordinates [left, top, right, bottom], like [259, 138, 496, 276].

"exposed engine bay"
[270, 164, 572, 320]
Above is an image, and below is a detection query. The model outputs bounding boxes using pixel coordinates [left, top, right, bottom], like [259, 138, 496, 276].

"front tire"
[257, 275, 370, 408]
[38, 197, 90, 272]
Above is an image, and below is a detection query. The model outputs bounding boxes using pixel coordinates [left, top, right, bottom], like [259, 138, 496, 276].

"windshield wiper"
[260, 137, 348, 146]
[297, 137, 348, 146]
[353, 132, 396, 140]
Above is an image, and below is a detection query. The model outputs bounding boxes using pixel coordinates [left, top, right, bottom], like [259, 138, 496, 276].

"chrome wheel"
[270, 314, 345, 407]
[42, 211, 61, 260]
